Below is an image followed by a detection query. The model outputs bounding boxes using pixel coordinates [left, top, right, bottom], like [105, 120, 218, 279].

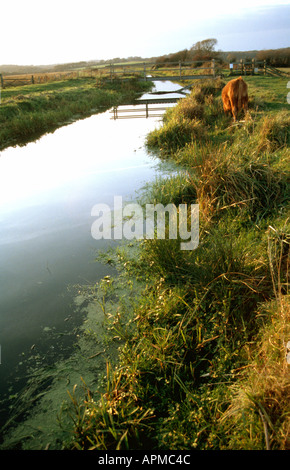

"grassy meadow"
[62, 75, 290, 450]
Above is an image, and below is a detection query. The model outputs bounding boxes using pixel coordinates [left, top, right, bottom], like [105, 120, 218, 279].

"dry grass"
[174, 95, 204, 120]
[257, 111, 290, 152]
[1, 69, 109, 88]
[221, 294, 290, 450]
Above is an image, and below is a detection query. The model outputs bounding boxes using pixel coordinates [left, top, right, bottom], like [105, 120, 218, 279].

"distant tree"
[226, 53, 237, 63]
[155, 49, 190, 67]
[168, 49, 189, 63]
[190, 38, 219, 62]
[191, 38, 217, 54]
[256, 48, 290, 67]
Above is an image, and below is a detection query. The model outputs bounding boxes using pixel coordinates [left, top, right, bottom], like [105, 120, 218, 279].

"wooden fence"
[227, 59, 266, 76]
[0, 69, 92, 88]
[227, 59, 289, 77]
[0, 61, 215, 88]
[0, 59, 288, 88]
[106, 60, 216, 81]
[111, 104, 169, 120]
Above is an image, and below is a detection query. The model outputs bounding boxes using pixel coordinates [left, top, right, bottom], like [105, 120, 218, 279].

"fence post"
[0, 74, 3, 88]
[252, 59, 255, 75]
[240, 59, 244, 75]
[212, 59, 215, 77]
[31, 75, 34, 84]
[179, 61, 182, 79]
[144, 62, 146, 80]
[264, 60, 267, 76]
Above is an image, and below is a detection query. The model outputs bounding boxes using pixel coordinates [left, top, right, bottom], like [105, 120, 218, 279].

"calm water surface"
[0, 81, 182, 434]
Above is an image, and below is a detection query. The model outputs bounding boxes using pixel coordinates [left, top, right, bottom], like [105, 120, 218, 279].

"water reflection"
[0, 81, 180, 436]
[0, 113, 163, 334]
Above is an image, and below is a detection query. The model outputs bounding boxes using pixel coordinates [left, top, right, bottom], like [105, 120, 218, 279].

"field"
[0, 68, 113, 87]
[61, 75, 290, 450]
[0, 62, 151, 88]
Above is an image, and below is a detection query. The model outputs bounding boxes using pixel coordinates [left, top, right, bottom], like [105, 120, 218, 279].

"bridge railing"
[107, 60, 216, 80]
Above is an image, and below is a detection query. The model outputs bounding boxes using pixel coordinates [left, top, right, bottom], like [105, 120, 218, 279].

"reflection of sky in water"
[138, 79, 190, 101]
[0, 110, 161, 212]
[0, 103, 166, 294]
[0, 82, 179, 380]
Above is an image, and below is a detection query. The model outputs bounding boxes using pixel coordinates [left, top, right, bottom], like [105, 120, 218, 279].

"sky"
[1, 0, 289, 65]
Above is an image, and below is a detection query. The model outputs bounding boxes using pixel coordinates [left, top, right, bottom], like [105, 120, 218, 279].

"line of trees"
[155, 39, 290, 68]
[256, 48, 290, 67]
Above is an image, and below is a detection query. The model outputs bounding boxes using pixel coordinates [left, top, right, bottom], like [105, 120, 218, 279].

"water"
[0, 80, 183, 444]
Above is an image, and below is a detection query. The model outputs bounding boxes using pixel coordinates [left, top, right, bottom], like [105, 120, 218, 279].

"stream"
[0, 80, 185, 448]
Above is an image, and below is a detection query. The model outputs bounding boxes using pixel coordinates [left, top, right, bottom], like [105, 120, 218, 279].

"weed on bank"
[64, 77, 289, 450]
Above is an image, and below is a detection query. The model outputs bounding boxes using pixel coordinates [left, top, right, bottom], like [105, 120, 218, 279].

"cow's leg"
[222, 95, 232, 116]
[242, 98, 248, 115]
[230, 98, 238, 121]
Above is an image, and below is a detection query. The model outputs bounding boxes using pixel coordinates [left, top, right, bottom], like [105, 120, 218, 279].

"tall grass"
[220, 295, 290, 450]
[63, 77, 289, 450]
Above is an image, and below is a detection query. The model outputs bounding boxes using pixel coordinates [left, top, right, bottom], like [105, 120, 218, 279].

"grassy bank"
[59, 75, 290, 451]
[0, 77, 152, 150]
[3, 75, 287, 450]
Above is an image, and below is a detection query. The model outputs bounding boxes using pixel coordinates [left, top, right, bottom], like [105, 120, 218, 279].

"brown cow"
[222, 76, 248, 121]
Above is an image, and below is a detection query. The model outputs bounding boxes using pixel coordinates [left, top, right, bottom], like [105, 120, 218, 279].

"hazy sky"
[1, 0, 289, 65]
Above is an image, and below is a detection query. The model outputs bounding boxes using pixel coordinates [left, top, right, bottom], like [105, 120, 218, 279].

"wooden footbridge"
[108, 61, 214, 120]
[108, 60, 217, 82]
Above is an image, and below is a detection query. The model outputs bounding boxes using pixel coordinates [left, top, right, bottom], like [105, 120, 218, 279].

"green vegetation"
[61, 75, 290, 450]
[156, 42, 290, 68]
[0, 77, 152, 150]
